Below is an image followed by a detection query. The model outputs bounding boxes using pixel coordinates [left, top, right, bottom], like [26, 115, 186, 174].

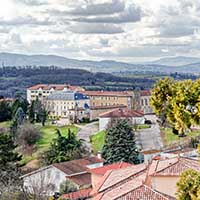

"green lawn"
[90, 131, 106, 154]
[37, 125, 78, 150]
[135, 124, 151, 130]
[162, 127, 200, 145]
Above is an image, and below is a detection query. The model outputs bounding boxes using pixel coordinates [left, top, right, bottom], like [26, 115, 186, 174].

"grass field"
[90, 131, 106, 154]
[0, 121, 12, 129]
[162, 127, 200, 145]
[37, 125, 78, 150]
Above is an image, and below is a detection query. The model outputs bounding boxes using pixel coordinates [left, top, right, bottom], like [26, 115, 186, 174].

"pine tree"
[102, 119, 140, 164]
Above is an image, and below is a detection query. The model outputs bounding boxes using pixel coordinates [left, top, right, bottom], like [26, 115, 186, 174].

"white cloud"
[0, 0, 199, 61]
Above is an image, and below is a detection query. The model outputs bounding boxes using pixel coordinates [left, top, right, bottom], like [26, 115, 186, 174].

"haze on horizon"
[0, 0, 200, 63]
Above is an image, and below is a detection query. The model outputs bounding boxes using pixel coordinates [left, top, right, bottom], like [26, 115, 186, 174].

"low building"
[45, 91, 90, 123]
[27, 84, 84, 103]
[82, 91, 134, 109]
[22, 157, 103, 196]
[90, 104, 127, 121]
[99, 108, 145, 131]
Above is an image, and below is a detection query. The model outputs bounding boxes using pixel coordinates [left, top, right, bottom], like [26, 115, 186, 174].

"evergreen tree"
[0, 100, 12, 122]
[102, 119, 140, 164]
[0, 133, 23, 197]
[14, 107, 25, 126]
[28, 101, 35, 123]
[43, 129, 86, 165]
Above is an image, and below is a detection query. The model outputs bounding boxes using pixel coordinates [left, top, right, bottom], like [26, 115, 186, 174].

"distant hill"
[150, 56, 200, 67]
[0, 52, 200, 74]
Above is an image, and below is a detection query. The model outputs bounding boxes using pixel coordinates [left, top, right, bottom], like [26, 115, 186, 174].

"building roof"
[46, 91, 89, 101]
[62, 188, 92, 200]
[140, 90, 151, 96]
[53, 157, 102, 176]
[83, 91, 133, 97]
[151, 157, 200, 177]
[27, 84, 84, 91]
[99, 108, 144, 118]
[90, 105, 127, 110]
[67, 173, 91, 186]
[87, 162, 132, 175]
[91, 163, 147, 196]
[114, 185, 174, 200]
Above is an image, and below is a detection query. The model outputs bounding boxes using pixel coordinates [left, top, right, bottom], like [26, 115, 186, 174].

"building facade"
[82, 91, 134, 109]
[45, 91, 90, 122]
[27, 84, 85, 103]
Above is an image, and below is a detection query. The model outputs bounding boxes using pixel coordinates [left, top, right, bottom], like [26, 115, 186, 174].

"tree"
[28, 101, 35, 123]
[11, 95, 29, 117]
[59, 180, 78, 195]
[102, 119, 140, 164]
[43, 129, 87, 165]
[151, 78, 200, 136]
[176, 169, 200, 200]
[0, 100, 12, 122]
[14, 107, 25, 126]
[0, 133, 22, 166]
[0, 133, 22, 198]
[17, 123, 41, 150]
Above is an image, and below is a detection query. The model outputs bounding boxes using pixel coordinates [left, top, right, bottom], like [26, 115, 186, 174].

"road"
[136, 115, 163, 151]
[76, 121, 99, 151]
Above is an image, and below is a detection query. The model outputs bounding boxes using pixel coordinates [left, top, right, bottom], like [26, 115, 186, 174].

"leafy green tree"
[102, 119, 139, 164]
[0, 100, 12, 122]
[43, 129, 86, 165]
[176, 169, 200, 200]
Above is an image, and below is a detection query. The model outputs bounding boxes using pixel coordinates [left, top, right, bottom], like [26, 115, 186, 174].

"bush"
[59, 180, 78, 195]
[17, 123, 41, 147]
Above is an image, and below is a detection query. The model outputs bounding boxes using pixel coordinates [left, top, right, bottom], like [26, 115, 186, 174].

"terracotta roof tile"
[67, 173, 91, 186]
[116, 185, 174, 200]
[154, 157, 200, 176]
[62, 188, 92, 200]
[88, 162, 132, 175]
[99, 108, 144, 118]
[140, 90, 151, 96]
[83, 91, 133, 97]
[28, 84, 83, 91]
[52, 157, 102, 175]
[91, 163, 147, 196]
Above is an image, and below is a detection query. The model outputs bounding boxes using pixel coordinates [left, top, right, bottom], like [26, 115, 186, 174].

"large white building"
[45, 91, 90, 123]
[27, 84, 85, 103]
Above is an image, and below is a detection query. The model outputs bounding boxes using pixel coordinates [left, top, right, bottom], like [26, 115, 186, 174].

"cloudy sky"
[0, 0, 200, 62]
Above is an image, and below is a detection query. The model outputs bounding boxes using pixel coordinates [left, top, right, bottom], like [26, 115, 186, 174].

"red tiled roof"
[0, 98, 14, 102]
[91, 163, 147, 196]
[99, 108, 144, 118]
[62, 188, 92, 200]
[67, 173, 91, 186]
[115, 185, 174, 200]
[87, 162, 132, 175]
[83, 91, 133, 97]
[90, 105, 127, 110]
[153, 157, 200, 176]
[141, 90, 151, 96]
[53, 157, 102, 175]
[28, 84, 84, 91]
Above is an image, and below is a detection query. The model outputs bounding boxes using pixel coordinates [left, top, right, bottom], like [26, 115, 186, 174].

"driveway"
[76, 121, 99, 151]
[136, 115, 163, 151]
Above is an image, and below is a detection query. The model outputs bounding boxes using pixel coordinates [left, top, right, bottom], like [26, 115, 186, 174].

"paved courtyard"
[136, 115, 163, 151]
